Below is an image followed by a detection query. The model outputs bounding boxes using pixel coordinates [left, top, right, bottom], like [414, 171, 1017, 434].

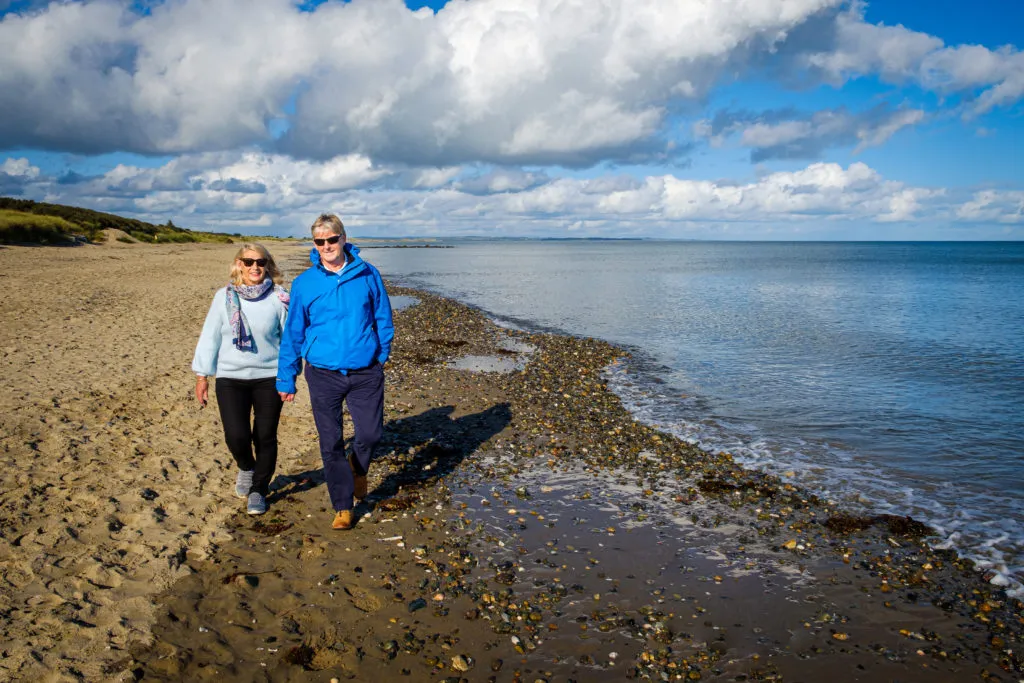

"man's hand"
[279, 392, 295, 403]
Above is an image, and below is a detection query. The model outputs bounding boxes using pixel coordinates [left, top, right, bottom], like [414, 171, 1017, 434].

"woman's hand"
[195, 376, 209, 407]
[279, 392, 295, 403]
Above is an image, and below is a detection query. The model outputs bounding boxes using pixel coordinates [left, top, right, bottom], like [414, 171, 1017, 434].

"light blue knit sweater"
[192, 286, 288, 379]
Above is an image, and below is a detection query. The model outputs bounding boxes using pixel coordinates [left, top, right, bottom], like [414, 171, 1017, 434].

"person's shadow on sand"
[370, 403, 511, 502]
[271, 402, 511, 509]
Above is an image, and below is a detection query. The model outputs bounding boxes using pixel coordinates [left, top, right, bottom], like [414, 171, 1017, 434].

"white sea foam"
[606, 360, 1024, 599]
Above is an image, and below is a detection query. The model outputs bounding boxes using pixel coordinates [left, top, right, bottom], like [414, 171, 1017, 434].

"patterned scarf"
[226, 279, 290, 351]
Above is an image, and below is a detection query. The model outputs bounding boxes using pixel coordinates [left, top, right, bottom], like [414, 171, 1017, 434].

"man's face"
[314, 229, 346, 267]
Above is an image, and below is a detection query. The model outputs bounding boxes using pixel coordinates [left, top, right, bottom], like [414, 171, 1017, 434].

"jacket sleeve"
[371, 268, 394, 364]
[192, 290, 224, 377]
[276, 283, 307, 394]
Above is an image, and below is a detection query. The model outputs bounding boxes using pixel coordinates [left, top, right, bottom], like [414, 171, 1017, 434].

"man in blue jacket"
[277, 213, 394, 530]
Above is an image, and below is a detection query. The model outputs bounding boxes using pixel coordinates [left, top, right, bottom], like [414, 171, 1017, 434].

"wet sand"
[0, 242, 1020, 682]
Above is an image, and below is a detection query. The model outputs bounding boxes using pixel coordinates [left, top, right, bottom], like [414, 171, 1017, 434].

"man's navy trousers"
[304, 362, 384, 511]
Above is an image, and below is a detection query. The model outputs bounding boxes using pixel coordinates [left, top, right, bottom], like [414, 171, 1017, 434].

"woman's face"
[238, 249, 268, 286]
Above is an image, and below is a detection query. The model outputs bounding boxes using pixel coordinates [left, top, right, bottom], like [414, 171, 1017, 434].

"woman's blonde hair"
[229, 243, 283, 285]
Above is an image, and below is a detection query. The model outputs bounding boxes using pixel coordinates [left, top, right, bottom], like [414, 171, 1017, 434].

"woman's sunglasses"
[313, 235, 342, 246]
[240, 258, 268, 267]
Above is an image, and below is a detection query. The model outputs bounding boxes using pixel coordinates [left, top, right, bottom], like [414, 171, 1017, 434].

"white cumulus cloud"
[956, 190, 1024, 224]
[0, 1, 1020, 240]
[1, 157, 41, 178]
[0, 0, 842, 165]
[695, 105, 925, 160]
[10, 154, 1022, 237]
[800, 7, 1024, 115]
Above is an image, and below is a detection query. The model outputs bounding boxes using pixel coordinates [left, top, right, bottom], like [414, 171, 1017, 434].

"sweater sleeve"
[192, 290, 225, 377]
[371, 268, 394, 364]
[276, 282, 307, 394]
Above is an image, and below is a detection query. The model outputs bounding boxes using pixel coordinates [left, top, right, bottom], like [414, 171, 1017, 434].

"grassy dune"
[0, 209, 87, 244]
[0, 198, 241, 245]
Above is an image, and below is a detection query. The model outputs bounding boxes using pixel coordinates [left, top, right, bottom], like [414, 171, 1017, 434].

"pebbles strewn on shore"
[0, 243, 1020, 682]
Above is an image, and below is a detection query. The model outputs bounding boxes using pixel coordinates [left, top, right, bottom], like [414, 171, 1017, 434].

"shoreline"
[0, 243, 1020, 681]
[360, 239, 1024, 599]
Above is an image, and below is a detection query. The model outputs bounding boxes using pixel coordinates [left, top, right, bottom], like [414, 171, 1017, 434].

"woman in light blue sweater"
[192, 244, 289, 515]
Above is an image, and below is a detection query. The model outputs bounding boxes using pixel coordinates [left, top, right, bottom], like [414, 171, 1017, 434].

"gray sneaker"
[235, 470, 254, 498]
[247, 491, 267, 515]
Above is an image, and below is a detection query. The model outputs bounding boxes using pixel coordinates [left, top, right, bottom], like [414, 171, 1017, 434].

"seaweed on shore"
[825, 513, 935, 538]
[252, 519, 293, 535]
[697, 474, 780, 498]
[282, 644, 315, 669]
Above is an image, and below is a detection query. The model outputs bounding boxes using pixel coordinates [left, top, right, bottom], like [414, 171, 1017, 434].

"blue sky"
[0, 0, 1021, 239]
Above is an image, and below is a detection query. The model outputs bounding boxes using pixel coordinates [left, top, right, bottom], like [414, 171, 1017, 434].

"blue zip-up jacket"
[276, 243, 393, 394]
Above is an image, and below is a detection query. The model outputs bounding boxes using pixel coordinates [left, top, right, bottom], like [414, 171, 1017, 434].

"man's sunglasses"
[240, 258, 268, 267]
[314, 235, 342, 246]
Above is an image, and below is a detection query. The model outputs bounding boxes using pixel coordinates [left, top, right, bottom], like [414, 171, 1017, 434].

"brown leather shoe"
[349, 454, 368, 500]
[332, 510, 354, 530]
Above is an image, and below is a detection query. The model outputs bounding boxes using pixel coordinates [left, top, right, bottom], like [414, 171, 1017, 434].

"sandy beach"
[0, 241, 1021, 682]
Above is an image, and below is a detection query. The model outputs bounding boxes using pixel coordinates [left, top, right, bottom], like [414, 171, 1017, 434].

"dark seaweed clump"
[825, 513, 935, 538]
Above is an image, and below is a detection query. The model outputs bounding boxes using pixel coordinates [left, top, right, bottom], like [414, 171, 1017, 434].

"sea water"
[361, 240, 1024, 594]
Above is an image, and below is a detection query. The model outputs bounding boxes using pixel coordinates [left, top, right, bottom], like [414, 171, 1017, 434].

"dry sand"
[0, 242, 1020, 682]
[0, 241, 311, 680]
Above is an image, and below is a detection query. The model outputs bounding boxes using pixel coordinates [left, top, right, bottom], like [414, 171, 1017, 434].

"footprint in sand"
[343, 585, 384, 613]
[286, 638, 361, 675]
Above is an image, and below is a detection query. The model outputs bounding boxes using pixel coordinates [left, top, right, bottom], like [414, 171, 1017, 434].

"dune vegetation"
[0, 198, 239, 245]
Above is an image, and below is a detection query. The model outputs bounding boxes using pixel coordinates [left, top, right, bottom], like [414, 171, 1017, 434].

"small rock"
[451, 654, 473, 672]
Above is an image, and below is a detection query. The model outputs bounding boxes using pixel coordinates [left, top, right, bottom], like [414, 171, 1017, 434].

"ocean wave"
[605, 359, 1024, 598]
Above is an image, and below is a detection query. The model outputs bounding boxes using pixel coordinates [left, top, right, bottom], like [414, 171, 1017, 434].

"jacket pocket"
[301, 334, 318, 358]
